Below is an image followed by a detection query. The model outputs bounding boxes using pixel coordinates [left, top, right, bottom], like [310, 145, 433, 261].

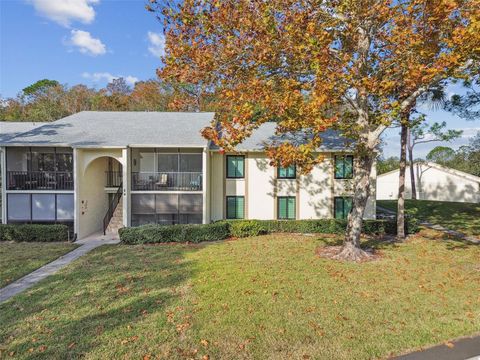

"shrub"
[0, 224, 69, 242]
[223, 218, 419, 236]
[228, 220, 268, 238]
[119, 222, 230, 245]
[119, 217, 420, 245]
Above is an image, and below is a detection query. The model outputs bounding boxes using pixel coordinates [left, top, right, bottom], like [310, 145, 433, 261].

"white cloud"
[147, 31, 165, 57]
[69, 30, 106, 56]
[29, 0, 99, 27]
[82, 72, 139, 85]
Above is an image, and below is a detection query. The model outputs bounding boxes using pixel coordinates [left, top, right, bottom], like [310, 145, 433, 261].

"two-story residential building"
[0, 112, 376, 239]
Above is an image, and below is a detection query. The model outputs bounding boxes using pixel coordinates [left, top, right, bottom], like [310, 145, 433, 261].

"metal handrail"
[103, 183, 123, 235]
[7, 170, 73, 190]
[105, 171, 123, 187]
[131, 171, 202, 191]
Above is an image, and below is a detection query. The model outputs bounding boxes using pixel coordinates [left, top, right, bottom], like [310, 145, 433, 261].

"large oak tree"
[152, 0, 479, 260]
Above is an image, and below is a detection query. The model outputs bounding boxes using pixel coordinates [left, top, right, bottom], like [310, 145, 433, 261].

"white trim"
[122, 148, 130, 227]
[73, 148, 79, 236]
[131, 190, 203, 194]
[127, 144, 208, 148]
[5, 190, 74, 194]
[202, 148, 208, 224]
[1, 147, 6, 224]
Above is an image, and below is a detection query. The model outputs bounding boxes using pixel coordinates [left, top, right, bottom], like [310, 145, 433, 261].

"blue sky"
[0, 0, 478, 158]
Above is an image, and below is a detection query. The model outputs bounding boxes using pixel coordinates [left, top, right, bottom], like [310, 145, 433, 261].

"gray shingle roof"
[0, 111, 215, 148]
[1, 112, 349, 151]
[222, 122, 352, 152]
[0, 122, 42, 143]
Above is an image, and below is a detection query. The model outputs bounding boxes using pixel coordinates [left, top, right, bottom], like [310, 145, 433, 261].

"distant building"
[377, 162, 480, 203]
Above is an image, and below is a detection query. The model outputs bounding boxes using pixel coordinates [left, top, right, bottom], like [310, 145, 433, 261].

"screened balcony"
[6, 147, 74, 190]
[131, 148, 203, 191]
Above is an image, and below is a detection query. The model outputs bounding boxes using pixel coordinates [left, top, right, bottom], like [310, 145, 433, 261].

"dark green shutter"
[344, 197, 353, 217]
[334, 197, 344, 219]
[334, 197, 353, 219]
[236, 197, 244, 219]
[278, 165, 296, 178]
[344, 156, 353, 178]
[335, 156, 344, 178]
[287, 197, 295, 219]
[227, 196, 244, 219]
[227, 197, 236, 218]
[227, 157, 236, 178]
[278, 197, 295, 219]
[227, 156, 244, 178]
[278, 198, 287, 219]
[236, 156, 244, 178]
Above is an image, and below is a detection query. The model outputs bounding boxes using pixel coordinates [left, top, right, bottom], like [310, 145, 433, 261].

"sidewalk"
[0, 238, 119, 303]
[393, 335, 480, 360]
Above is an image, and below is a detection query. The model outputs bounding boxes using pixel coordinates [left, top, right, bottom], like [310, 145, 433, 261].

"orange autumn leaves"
[153, 0, 479, 171]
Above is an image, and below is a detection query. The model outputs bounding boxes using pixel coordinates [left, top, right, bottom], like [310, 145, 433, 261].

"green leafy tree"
[22, 79, 60, 99]
[426, 146, 456, 165]
[377, 156, 401, 175]
[408, 120, 462, 199]
[445, 63, 480, 121]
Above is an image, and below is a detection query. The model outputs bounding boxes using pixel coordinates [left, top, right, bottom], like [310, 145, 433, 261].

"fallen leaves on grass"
[315, 245, 381, 262]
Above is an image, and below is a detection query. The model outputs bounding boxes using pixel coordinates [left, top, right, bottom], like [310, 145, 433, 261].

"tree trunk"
[334, 153, 374, 261]
[397, 122, 408, 240]
[408, 128, 417, 200]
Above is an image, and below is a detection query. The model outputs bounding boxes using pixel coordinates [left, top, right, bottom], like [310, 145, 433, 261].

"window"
[226, 196, 244, 219]
[334, 197, 353, 219]
[131, 193, 203, 226]
[226, 155, 245, 178]
[277, 164, 296, 179]
[179, 154, 202, 173]
[56, 194, 75, 220]
[334, 155, 353, 179]
[32, 194, 56, 221]
[7, 194, 31, 221]
[7, 193, 73, 222]
[278, 197, 296, 220]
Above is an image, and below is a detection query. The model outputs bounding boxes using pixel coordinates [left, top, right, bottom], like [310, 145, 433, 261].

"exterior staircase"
[106, 199, 123, 234]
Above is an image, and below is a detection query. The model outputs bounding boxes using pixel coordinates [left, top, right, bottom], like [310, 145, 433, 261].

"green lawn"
[0, 242, 78, 288]
[0, 233, 479, 359]
[377, 200, 480, 237]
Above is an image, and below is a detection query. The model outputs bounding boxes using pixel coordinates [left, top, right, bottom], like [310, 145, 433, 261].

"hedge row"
[0, 224, 70, 242]
[119, 222, 230, 245]
[119, 218, 419, 244]
[223, 218, 419, 238]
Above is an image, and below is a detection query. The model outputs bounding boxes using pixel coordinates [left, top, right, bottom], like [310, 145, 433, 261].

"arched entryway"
[76, 150, 125, 239]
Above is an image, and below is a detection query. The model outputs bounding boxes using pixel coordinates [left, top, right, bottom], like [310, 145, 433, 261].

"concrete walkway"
[393, 335, 480, 360]
[377, 206, 479, 244]
[0, 237, 119, 303]
[420, 221, 480, 244]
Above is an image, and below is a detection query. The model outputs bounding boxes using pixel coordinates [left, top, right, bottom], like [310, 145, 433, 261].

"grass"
[1, 232, 479, 359]
[377, 200, 480, 237]
[0, 242, 78, 288]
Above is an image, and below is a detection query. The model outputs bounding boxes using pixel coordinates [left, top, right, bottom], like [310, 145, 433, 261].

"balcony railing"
[105, 171, 123, 187]
[7, 171, 74, 190]
[132, 172, 203, 191]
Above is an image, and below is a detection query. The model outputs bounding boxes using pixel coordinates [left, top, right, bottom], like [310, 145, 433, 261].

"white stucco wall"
[247, 154, 276, 219]
[377, 162, 480, 203]
[209, 152, 225, 221]
[209, 152, 377, 221]
[298, 156, 332, 219]
[75, 148, 124, 239]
